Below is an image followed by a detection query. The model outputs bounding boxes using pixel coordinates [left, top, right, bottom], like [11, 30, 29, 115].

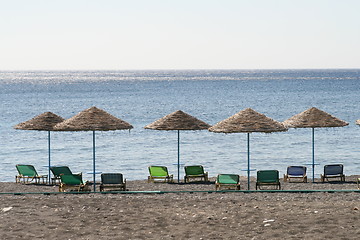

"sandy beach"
[0, 176, 359, 239]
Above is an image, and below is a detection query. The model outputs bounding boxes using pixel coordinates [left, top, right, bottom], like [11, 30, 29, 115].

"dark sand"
[0, 176, 359, 239]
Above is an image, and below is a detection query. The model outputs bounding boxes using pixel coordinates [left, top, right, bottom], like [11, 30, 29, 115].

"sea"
[1, 69, 360, 182]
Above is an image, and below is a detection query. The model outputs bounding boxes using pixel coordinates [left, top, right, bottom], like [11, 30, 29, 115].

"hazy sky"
[1, 0, 360, 70]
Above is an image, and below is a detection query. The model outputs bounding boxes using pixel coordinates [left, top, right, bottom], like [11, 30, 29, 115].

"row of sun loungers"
[15, 163, 355, 192]
[15, 164, 126, 192]
[147, 164, 349, 190]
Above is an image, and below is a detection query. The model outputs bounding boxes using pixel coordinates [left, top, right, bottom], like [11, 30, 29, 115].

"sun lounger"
[100, 173, 126, 192]
[50, 166, 82, 185]
[320, 164, 345, 182]
[215, 174, 240, 190]
[256, 170, 281, 190]
[283, 166, 307, 183]
[184, 165, 209, 183]
[148, 166, 174, 183]
[59, 174, 90, 192]
[15, 164, 48, 184]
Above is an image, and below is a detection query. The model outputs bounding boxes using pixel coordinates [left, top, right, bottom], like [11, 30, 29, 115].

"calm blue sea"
[1, 69, 360, 182]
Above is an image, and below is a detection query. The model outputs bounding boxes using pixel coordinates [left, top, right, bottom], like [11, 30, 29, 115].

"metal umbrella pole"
[48, 131, 51, 184]
[93, 131, 96, 192]
[312, 128, 315, 183]
[177, 130, 180, 183]
[247, 133, 251, 190]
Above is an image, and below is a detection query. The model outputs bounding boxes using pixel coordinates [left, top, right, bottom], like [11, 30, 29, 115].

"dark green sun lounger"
[15, 164, 48, 184]
[256, 170, 281, 190]
[50, 166, 82, 185]
[184, 165, 209, 183]
[59, 174, 90, 192]
[100, 173, 126, 192]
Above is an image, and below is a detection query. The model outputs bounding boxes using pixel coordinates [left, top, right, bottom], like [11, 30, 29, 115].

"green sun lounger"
[215, 174, 240, 190]
[256, 170, 281, 190]
[59, 174, 90, 192]
[100, 173, 126, 192]
[50, 166, 82, 185]
[148, 166, 174, 183]
[15, 164, 48, 184]
[184, 165, 209, 183]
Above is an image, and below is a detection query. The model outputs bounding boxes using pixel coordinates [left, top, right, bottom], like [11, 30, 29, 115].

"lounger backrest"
[287, 166, 306, 176]
[324, 164, 343, 175]
[257, 170, 279, 183]
[16, 164, 38, 177]
[217, 174, 239, 184]
[101, 173, 123, 184]
[60, 174, 83, 185]
[185, 165, 204, 175]
[149, 166, 169, 177]
[50, 166, 73, 177]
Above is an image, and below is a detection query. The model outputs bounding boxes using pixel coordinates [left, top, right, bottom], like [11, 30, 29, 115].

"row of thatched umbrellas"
[15, 106, 351, 190]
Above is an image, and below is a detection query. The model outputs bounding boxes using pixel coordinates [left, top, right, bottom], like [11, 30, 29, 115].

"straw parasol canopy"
[54, 106, 133, 131]
[54, 106, 133, 191]
[14, 112, 65, 184]
[357, 120, 360, 125]
[145, 110, 211, 182]
[209, 108, 287, 133]
[283, 107, 349, 129]
[283, 107, 349, 182]
[144, 110, 211, 131]
[14, 112, 65, 131]
[209, 108, 287, 190]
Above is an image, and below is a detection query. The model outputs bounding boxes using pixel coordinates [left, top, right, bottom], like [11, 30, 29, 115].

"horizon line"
[1, 68, 360, 72]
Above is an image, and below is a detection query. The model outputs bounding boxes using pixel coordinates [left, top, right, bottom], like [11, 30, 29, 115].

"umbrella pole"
[48, 131, 51, 185]
[93, 131, 96, 192]
[177, 130, 180, 183]
[247, 133, 250, 190]
[312, 128, 315, 183]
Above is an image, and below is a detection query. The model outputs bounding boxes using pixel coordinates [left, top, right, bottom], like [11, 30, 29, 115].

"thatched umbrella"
[209, 108, 287, 190]
[144, 110, 211, 183]
[54, 106, 133, 191]
[356, 119, 360, 125]
[14, 112, 65, 183]
[283, 107, 349, 182]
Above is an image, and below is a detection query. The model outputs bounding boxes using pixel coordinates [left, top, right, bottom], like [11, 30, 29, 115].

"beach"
[1, 176, 359, 239]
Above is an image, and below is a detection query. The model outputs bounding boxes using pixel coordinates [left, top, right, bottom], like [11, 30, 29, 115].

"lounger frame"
[283, 166, 307, 183]
[256, 170, 281, 190]
[184, 165, 209, 183]
[100, 173, 126, 192]
[15, 164, 48, 184]
[59, 174, 90, 192]
[215, 174, 240, 190]
[320, 164, 345, 182]
[148, 166, 174, 183]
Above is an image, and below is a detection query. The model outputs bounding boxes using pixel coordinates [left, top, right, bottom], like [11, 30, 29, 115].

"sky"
[1, 0, 360, 70]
